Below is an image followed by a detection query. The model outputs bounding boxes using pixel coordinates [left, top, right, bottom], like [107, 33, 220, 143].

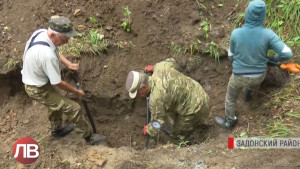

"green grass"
[264, 79, 299, 109]
[60, 17, 108, 57]
[177, 139, 189, 148]
[253, 79, 300, 138]
[266, 0, 300, 43]
[60, 29, 108, 57]
[168, 42, 188, 57]
[3, 58, 20, 69]
[266, 117, 296, 138]
[232, 0, 300, 47]
[232, 12, 245, 29]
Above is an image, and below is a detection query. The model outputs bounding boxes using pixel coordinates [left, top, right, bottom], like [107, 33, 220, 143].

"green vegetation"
[206, 41, 220, 63]
[252, 79, 300, 138]
[168, 42, 188, 57]
[60, 16, 108, 57]
[232, 0, 300, 47]
[168, 40, 221, 65]
[232, 13, 245, 29]
[3, 58, 19, 69]
[177, 140, 189, 148]
[121, 6, 132, 32]
[266, 115, 299, 137]
[264, 79, 299, 108]
[266, 0, 300, 46]
[199, 21, 210, 39]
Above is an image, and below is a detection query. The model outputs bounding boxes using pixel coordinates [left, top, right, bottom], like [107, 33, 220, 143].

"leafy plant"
[3, 58, 19, 69]
[169, 42, 188, 57]
[89, 28, 108, 55]
[178, 140, 189, 148]
[60, 16, 108, 57]
[199, 21, 210, 39]
[190, 39, 202, 55]
[207, 41, 220, 63]
[90, 16, 97, 23]
[122, 6, 132, 32]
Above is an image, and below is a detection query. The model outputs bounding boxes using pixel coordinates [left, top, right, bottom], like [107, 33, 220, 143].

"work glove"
[143, 125, 148, 135]
[144, 65, 153, 75]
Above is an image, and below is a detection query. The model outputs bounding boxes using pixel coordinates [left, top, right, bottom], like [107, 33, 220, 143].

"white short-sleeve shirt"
[21, 29, 61, 87]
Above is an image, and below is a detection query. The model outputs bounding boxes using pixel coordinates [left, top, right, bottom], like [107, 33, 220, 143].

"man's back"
[149, 61, 209, 116]
[230, 0, 292, 75]
[21, 29, 61, 87]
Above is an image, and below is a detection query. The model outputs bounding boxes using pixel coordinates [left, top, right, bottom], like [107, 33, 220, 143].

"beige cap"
[126, 71, 141, 98]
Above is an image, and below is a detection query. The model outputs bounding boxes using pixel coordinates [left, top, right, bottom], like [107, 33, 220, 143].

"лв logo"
[13, 137, 40, 165]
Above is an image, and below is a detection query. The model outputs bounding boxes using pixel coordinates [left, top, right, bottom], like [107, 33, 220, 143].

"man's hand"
[68, 63, 79, 71]
[60, 55, 79, 71]
[76, 89, 85, 99]
[56, 80, 85, 99]
[144, 65, 153, 73]
[143, 125, 148, 135]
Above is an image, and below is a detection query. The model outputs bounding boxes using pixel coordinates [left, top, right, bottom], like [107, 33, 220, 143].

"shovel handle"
[72, 73, 97, 133]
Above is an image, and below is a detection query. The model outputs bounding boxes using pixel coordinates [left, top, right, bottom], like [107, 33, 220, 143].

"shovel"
[72, 72, 97, 133]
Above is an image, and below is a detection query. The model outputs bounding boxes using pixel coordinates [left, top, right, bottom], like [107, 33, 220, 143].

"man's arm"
[146, 89, 167, 137]
[56, 80, 85, 99]
[228, 32, 237, 62]
[268, 31, 293, 63]
[60, 54, 79, 71]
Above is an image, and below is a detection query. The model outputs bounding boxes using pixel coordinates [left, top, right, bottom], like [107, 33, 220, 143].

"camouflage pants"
[25, 83, 92, 138]
[171, 97, 211, 140]
[225, 73, 266, 119]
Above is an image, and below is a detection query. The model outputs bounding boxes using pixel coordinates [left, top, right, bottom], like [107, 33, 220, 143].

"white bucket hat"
[125, 71, 141, 98]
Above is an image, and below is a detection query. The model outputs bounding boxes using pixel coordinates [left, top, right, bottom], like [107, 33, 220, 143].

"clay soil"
[0, 0, 299, 168]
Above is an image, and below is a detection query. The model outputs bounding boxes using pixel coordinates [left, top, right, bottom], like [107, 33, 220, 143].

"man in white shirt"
[22, 16, 105, 145]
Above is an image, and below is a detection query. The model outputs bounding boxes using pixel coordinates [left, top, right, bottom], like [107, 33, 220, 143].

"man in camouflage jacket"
[126, 59, 210, 140]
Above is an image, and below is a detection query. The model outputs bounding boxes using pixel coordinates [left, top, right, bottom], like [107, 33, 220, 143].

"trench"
[1, 58, 291, 150]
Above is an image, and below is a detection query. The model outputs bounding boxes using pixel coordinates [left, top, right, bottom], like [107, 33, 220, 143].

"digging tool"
[144, 97, 151, 150]
[72, 72, 97, 133]
[279, 63, 300, 73]
[268, 61, 300, 73]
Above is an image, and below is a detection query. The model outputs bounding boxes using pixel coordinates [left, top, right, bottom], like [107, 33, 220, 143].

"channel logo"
[13, 137, 40, 165]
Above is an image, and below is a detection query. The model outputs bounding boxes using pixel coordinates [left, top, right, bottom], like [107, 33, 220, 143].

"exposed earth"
[0, 0, 299, 168]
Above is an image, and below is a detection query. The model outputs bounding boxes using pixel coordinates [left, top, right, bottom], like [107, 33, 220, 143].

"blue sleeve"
[229, 30, 237, 62]
[268, 29, 293, 63]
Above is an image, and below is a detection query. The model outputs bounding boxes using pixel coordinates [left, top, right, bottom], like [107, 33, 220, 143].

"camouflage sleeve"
[146, 88, 166, 137]
[152, 59, 176, 72]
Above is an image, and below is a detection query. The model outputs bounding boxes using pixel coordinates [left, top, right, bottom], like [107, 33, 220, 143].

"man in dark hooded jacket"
[215, 0, 293, 130]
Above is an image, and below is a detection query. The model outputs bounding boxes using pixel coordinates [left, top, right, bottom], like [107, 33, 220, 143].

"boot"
[51, 123, 75, 138]
[214, 116, 237, 130]
[85, 133, 106, 145]
[162, 125, 171, 135]
[244, 88, 253, 102]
